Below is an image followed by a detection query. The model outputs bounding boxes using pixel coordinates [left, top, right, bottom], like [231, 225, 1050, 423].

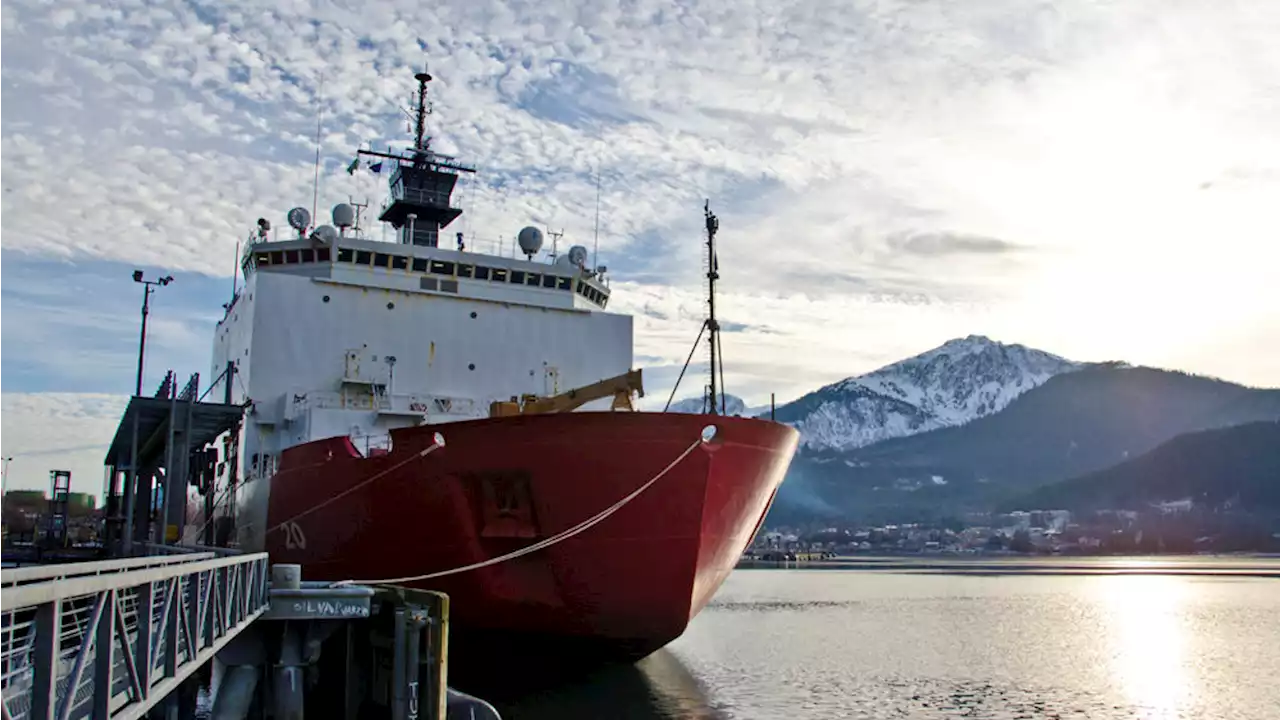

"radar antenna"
[412, 64, 434, 152]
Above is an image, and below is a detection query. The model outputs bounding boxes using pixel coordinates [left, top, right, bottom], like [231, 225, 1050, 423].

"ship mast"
[352, 65, 475, 248]
[412, 69, 433, 153]
[705, 200, 722, 415]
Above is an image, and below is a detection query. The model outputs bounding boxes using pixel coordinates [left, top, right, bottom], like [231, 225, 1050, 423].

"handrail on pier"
[1, 550, 269, 720]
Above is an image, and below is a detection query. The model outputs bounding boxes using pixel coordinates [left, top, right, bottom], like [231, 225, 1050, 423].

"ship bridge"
[377, 154, 469, 247]
[238, 235, 611, 313]
[231, 67, 611, 314]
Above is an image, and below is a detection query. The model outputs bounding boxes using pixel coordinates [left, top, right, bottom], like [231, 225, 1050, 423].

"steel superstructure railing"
[1, 551, 269, 720]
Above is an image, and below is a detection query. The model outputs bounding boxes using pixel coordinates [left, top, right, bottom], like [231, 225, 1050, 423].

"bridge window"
[510, 270, 525, 285]
[430, 260, 455, 276]
[374, 253, 390, 268]
[491, 268, 508, 282]
[256, 252, 271, 265]
[301, 249, 315, 263]
[541, 274, 556, 289]
[556, 277, 572, 291]
[285, 250, 300, 264]
[355, 250, 372, 265]
[412, 258, 428, 272]
[316, 247, 331, 262]
[338, 248, 354, 263]
[457, 264, 474, 279]
[270, 251, 284, 265]
[392, 255, 409, 270]
[475, 266, 491, 280]
[526, 273, 541, 287]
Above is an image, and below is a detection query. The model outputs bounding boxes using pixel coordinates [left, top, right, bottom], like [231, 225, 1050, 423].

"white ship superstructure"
[206, 69, 633, 548]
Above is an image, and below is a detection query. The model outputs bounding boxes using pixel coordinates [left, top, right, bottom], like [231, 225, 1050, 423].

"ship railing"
[285, 390, 479, 420]
[349, 432, 394, 457]
[0, 551, 269, 720]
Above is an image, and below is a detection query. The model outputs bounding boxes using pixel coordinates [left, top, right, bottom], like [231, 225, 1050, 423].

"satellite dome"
[517, 227, 544, 259]
[287, 207, 311, 232]
[311, 225, 339, 244]
[332, 203, 356, 229]
[567, 245, 589, 268]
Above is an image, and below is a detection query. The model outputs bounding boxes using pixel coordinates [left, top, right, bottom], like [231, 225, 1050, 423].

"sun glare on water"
[1096, 575, 1195, 719]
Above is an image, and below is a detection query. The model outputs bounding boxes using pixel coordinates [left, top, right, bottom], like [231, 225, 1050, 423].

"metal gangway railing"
[1, 551, 269, 720]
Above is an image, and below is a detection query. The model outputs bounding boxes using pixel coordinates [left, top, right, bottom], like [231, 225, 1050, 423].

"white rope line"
[265, 442, 444, 537]
[332, 436, 705, 587]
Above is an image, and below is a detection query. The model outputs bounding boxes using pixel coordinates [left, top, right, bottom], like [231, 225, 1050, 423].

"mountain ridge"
[1004, 420, 1280, 514]
[665, 393, 752, 416]
[767, 364, 1280, 524]
[771, 335, 1082, 451]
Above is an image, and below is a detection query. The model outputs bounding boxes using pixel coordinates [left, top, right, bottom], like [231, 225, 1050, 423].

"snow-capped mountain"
[666, 393, 749, 415]
[774, 335, 1082, 452]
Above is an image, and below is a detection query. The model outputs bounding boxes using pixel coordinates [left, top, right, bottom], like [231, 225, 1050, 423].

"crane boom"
[488, 369, 645, 417]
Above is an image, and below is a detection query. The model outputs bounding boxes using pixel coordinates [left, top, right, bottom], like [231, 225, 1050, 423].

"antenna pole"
[548, 228, 564, 261]
[705, 200, 721, 416]
[592, 167, 602, 270]
[233, 236, 241, 299]
[350, 196, 369, 236]
[311, 74, 324, 225]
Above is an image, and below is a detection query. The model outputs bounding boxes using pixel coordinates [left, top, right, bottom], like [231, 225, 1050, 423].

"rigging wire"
[717, 328, 728, 414]
[664, 319, 709, 412]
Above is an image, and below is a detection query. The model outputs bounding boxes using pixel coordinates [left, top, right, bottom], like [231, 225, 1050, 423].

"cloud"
[1, 254, 228, 394]
[886, 232, 1023, 257]
[2, 0, 1279, 466]
[1, 394, 130, 497]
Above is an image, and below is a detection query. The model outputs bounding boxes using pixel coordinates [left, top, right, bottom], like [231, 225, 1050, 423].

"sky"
[3, 0, 1279, 495]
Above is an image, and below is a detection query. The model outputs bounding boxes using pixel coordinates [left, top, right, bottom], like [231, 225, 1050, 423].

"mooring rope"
[331, 435, 705, 587]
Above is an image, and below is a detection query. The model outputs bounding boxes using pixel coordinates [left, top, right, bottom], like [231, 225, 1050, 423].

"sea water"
[493, 557, 1280, 719]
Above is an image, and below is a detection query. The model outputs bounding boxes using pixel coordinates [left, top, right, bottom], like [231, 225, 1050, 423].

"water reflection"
[1097, 575, 1193, 718]
[485, 649, 724, 720]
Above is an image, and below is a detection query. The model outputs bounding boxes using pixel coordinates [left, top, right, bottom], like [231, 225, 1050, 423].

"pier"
[2, 371, 501, 719]
[1, 550, 501, 719]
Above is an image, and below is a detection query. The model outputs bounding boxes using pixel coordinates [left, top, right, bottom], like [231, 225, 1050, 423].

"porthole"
[387, 302, 395, 310]
[468, 363, 476, 371]
[469, 311, 477, 319]
[322, 295, 330, 303]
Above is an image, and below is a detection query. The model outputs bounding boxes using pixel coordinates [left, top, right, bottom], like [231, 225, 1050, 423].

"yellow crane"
[489, 369, 644, 417]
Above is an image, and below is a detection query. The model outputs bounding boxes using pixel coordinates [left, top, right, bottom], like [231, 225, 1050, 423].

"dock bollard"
[271, 563, 302, 590]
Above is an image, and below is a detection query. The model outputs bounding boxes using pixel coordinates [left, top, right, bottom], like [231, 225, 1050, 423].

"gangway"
[1, 550, 269, 719]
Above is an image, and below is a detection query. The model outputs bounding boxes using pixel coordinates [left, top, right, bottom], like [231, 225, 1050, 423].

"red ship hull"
[263, 411, 796, 673]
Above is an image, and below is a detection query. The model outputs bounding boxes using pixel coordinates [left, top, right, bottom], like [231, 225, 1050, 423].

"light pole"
[133, 271, 174, 396]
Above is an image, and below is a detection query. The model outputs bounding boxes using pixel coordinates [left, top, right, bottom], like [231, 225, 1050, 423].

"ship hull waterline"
[261, 411, 798, 677]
